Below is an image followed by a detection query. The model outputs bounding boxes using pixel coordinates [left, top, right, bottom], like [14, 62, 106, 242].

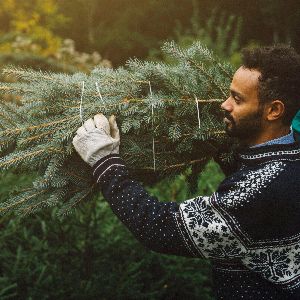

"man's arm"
[92, 154, 199, 257]
[73, 114, 247, 259]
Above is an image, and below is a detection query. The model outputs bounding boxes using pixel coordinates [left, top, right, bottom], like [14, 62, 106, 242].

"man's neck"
[243, 126, 291, 147]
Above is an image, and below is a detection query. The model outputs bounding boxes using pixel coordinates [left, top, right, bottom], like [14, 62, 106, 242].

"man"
[72, 45, 300, 299]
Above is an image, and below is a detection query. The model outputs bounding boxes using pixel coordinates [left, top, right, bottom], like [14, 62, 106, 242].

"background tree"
[0, 163, 222, 299]
[148, 3, 242, 67]
[57, 0, 194, 65]
[0, 0, 66, 56]
[53, 0, 300, 66]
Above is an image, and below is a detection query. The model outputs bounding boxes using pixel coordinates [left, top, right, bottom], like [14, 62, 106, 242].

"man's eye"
[234, 96, 241, 103]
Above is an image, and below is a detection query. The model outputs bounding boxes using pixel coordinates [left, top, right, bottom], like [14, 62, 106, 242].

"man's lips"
[223, 117, 232, 124]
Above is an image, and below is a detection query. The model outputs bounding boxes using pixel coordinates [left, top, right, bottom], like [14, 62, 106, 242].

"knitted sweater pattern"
[93, 142, 300, 299]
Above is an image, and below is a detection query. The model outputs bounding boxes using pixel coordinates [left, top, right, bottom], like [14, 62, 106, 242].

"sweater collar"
[238, 142, 300, 165]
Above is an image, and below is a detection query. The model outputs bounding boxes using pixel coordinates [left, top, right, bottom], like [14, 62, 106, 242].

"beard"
[224, 108, 264, 141]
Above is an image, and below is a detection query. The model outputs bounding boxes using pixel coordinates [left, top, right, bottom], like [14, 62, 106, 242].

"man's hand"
[72, 113, 120, 166]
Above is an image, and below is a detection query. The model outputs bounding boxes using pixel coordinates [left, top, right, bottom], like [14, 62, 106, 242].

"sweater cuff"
[92, 154, 127, 183]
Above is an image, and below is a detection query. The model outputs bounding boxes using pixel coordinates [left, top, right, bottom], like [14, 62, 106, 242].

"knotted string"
[149, 81, 156, 172]
[194, 95, 201, 129]
[95, 82, 105, 105]
[79, 81, 85, 125]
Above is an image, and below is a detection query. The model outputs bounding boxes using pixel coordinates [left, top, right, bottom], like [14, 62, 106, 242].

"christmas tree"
[0, 41, 233, 217]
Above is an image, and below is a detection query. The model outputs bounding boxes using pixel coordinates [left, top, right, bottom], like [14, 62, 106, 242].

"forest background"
[0, 0, 299, 299]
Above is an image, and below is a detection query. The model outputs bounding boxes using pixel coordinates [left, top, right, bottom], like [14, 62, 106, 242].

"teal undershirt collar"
[292, 110, 300, 134]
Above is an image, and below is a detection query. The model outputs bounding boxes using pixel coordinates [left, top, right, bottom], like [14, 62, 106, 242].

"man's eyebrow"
[230, 89, 244, 99]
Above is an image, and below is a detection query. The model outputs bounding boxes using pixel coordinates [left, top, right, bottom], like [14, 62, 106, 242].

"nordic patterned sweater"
[92, 142, 300, 300]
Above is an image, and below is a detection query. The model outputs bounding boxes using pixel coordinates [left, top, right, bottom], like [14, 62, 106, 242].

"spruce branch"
[0, 190, 47, 214]
[0, 42, 234, 217]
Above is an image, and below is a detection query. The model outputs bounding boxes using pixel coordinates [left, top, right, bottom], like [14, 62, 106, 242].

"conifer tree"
[0, 42, 234, 217]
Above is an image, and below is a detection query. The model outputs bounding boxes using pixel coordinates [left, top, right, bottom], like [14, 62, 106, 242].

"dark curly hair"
[241, 45, 300, 125]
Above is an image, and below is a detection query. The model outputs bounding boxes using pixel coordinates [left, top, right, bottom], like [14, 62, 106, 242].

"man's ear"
[265, 100, 285, 121]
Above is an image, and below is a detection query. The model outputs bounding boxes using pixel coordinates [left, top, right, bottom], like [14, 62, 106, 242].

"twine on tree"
[95, 82, 105, 105]
[149, 81, 156, 172]
[79, 81, 85, 125]
[194, 95, 201, 129]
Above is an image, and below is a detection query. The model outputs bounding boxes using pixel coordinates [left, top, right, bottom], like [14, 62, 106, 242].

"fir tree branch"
[142, 158, 208, 171]
[17, 129, 60, 146]
[0, 41, 233, 216]
[61, 97, 223, 110]
[0, 147, 65, 169]
[0, 190, 47, 213]
[0, 116, 78, 137]
[186, 59, 227, 97]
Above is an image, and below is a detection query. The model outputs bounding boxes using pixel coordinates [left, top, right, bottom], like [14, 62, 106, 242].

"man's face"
[221, 67, 265, 142]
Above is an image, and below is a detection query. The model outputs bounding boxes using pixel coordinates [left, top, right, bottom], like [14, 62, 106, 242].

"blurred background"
[0, 0, 299, 299]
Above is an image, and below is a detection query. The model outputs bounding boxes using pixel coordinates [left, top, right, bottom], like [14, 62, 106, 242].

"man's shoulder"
[214, 152, 300, 244]
[217, 150, 300, 199]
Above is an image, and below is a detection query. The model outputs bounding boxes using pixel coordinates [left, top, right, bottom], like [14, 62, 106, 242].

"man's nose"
[221, 97, 232, 111]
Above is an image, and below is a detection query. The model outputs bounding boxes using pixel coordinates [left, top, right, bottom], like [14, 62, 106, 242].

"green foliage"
[175, 7, 242, 66]
[54, 0, 300, 66]
[57, 0, 194, 66]
[0, 42, 233, 216]
[149, 5, 242, 67]
[0, 36, 112, 73]
[0, 205, 213, 299]
[0, 171, 36, 201]
[148, 160, 224, 201]
[0, 161, 223, 299]
[0, 0, 66, 56]
[2, 0, 300, 67]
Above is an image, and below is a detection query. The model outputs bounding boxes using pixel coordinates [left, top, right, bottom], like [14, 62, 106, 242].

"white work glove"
[72, 113, 120, 166]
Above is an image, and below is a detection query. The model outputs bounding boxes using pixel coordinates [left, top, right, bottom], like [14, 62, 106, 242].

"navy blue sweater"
[92, 142, 300, 300]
